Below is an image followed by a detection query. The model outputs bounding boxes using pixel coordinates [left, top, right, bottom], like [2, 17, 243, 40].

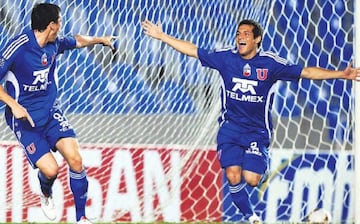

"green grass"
[2, 221, 353, 224]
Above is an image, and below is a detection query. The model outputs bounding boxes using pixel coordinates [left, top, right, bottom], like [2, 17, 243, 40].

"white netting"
[0, 0, 355, 223]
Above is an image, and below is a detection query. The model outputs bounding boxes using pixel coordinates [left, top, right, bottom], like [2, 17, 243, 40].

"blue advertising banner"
[222, 150, 354, 223]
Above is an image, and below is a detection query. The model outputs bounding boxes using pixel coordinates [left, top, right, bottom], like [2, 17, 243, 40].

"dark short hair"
[31, 3, 61, 31]
[238, 19, 263, 48]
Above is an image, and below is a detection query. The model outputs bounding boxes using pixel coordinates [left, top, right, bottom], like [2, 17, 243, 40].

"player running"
[0, 3, 115, 224]
[141, 19, 360, 223]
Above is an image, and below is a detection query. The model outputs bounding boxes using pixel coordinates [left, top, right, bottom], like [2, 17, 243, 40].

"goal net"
[0, 0, 356, 223]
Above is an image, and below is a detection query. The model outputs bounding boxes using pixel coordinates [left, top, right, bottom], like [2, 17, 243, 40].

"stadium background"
[0, 0, 356, 223]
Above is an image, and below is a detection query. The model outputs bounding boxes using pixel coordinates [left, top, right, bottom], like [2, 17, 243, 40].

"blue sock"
[38, 171, 56, 196]
[69, 169, 88, 221]
[229, 180, 254, 218]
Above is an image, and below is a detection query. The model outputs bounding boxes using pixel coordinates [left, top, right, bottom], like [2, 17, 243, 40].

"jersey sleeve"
[57, 36, 77, 54]
[274, 63, 303, 81]
[259, 51, 303, 81]
[197, 48, 223, 70]
[0, 55, 11, 82]
[0, 36, 25, 81]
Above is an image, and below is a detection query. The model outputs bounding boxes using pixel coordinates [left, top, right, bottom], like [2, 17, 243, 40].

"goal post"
[354, 0, 360, 223]
[0, 0, 357, 223]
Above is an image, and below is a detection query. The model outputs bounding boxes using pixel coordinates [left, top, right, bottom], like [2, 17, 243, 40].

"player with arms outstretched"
[141, 19, 360, 223]
[0, 3, 115, 224]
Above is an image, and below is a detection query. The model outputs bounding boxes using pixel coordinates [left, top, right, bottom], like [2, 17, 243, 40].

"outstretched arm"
[301, 63, 360, 81]
[141, 20, 198, 58]
[74, 35, 116, 52]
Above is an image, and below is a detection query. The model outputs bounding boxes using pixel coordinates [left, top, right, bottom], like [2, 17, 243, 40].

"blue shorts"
[7, 107, 76, 168]
[216, 126, 269, 175]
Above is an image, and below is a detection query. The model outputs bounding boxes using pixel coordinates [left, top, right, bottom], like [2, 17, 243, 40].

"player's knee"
[67, 154, 83, 172]
[244, 175, 261, 187]
[36, 152, 60, 178]
[243, 170, 262, 187]
[227, 176, 241, 185]
[246, 179, 259, 187]
[40, 167, 59, 179]
[226, 170, 242, 184]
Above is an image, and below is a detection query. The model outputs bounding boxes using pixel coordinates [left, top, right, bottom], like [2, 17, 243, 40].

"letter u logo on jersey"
[256, 68, 268, 80]
[26, 142, 36, 154]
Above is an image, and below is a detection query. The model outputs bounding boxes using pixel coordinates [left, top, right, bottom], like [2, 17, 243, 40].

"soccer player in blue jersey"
[141, 19, 360, 223]
[0, 3, 115, 224]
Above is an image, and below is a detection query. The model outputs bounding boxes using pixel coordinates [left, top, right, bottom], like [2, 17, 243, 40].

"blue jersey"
[0, 30, 76, 127]
[198, 47, 303, 140]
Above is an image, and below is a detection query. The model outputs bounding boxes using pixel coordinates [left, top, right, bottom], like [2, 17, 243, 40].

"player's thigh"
[36, 152, 59, 178]
[45, 108, 81, 168]
[56, 137, 83, 171]
[12, 120, 53, 169]
[217, 143, 245, 168]
[242, 141, 269, 176]
[45, 107, 76, 150]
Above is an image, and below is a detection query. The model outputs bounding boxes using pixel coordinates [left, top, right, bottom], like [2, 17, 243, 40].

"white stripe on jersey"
[219, 76, 227, 127]
[4, 72, 21, 142]
[213, 46, 234, 53]
[4, 71, 20, 101]
[54, 66, 59, 89]
[265, 81, 279, 139]
[259, 51, 288, 65]
[2, 34, 29, 59]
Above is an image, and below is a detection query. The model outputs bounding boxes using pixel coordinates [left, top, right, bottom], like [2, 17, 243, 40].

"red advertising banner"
[0, 143, 222, 223]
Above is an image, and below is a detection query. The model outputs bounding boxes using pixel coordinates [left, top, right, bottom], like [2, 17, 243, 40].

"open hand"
[141, 20, 163, 40]
[343, 62, 360, 81]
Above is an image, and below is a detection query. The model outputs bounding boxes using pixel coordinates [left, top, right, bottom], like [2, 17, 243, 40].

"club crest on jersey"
[41, 53, 48, 66]
[243, 63, 251, 77]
